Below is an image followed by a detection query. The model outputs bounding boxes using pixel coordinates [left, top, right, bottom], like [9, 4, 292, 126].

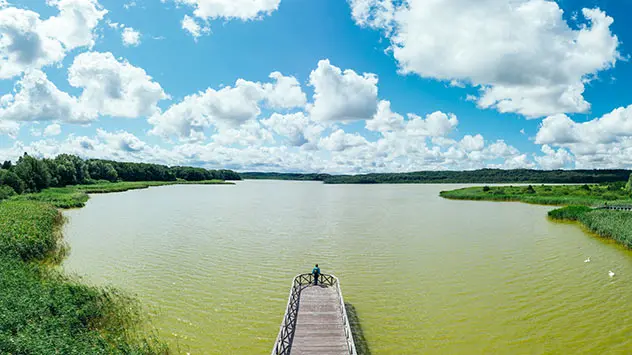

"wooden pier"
[271, 274, 357, 355]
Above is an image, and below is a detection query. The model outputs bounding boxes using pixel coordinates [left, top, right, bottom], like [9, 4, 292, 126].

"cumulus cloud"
[535, 145, 574, 170]
[149, 71, 306, 141]
[43, 123, 62, 137]
[69, 52, 168, 118]
[122, 27, 141, 46]
[308, 59, 379, 121]
[0, 0, 106, 79]
[263, 72, 307, 109]
[182, 14, 209, 39]
[534, 105, 632, 168]
[261, 112, 322, 147]
[175, 0, 280, 21]
[0, 52, 167, 126]
[350, 0, 621, 117]
[0, 119, 19, 138]
[0, 70, 91, 123]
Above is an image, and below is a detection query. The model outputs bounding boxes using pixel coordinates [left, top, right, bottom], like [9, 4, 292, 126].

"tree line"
[242, 169, 632, 185]
[0, 153, 241, 198]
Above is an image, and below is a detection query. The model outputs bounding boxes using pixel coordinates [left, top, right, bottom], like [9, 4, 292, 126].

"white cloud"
[406, 111, 458, 137]
[261, 112, 322, 147]
[211, 120, 273, 146]
[182, 14, 209, 39]
[175, 0, 280, 21]
[0, 0, 106, 79]
[459, 134, 484, 152]
[41, 0, 107, 49]
[308, 59, 378, 121]
[149, 71, 305, 141]
[350, 0, 621, 118]
[97, 129, 146, 152]
[69, 52, 168, 119]
[319, 129, 370, 152]
[0, 7, 65, 79]
[535, 105, 632, 168]
[535, 145, 574, 169]
[366, 100, 404, 132]
[0, 70, 91, 123]
[122, 27, 141, 46]
[263, 72, 307, 109]
[0, 120, 19, 138]
[124, 1, 137, 9]
[43, 123, 61, 137]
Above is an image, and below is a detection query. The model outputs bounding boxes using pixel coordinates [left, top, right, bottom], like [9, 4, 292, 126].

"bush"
[0, 185, 16, 200]
[482, 186, 490, 192]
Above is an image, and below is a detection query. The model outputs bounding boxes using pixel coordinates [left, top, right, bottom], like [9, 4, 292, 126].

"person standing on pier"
[312, 264, 320, 285]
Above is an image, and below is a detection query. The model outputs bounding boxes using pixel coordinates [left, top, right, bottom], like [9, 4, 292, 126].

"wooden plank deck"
[290, 285, 348, 355]
[271, 273, 356, 355]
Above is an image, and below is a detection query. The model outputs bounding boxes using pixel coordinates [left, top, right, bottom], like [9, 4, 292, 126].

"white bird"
[584, 257, 591, 263]
[609, 270, 615, 278]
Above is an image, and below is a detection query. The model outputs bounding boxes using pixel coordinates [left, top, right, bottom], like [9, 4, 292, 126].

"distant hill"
[240, 169, 632, 184]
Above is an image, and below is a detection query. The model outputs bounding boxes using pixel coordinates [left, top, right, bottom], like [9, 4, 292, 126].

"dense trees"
[0, 153, 241, 199]
[244, 169, 631, 184]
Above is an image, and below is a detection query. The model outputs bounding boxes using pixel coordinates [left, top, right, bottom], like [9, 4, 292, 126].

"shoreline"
[0, 180, 232, 353]
[440, 185, 632, 249]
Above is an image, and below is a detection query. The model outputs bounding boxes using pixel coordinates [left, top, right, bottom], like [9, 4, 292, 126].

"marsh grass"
[441, 185, 632, 249]
[10, 180, 232, 208]
[440, 184, 632, 206]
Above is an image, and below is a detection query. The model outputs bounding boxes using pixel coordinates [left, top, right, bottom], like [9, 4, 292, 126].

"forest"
[0, 153, 241, 199]
[242, 169, 632, 184]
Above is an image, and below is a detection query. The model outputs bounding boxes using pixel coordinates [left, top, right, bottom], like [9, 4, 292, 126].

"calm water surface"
[63, 181, 632, 354]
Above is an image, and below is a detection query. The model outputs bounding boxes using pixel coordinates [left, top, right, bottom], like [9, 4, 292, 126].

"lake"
[62, 181, 632, 354]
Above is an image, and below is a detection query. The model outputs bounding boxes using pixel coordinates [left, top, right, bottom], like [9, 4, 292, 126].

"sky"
[0, 0, 631, 173]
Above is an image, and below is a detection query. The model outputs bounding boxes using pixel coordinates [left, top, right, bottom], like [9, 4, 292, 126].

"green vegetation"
[0, 153, 240, 201]
[11, 180, 231, 208]
[548, 207, 632, 248]
[242, 169, 632, 184]
[441, 182, 632, 250]
[0, 153, 241, 353]
[440, 183, 632, 206]
[626, 173, 632, 193]
[547, 206, 593, 221]
[0, 201, 167, 353]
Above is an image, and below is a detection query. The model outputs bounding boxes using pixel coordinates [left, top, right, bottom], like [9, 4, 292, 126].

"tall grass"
[440, 185, 632, 206]
[0, 199, 169, 353]
[442, 184, 632, 250]
[547, 206, 593, 221]
[580, 210, 632, 249]
[10, 180, 232, 208]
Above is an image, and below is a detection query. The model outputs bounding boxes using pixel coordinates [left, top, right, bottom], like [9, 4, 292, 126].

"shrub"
[0, 185, 16, 200]
[482, 186, 490, 192]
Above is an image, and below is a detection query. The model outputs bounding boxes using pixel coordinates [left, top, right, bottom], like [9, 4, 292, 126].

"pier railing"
[271, 273, 357, 355]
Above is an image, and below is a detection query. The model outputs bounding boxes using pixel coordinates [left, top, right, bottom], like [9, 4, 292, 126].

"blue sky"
[0, 0, 631, 172]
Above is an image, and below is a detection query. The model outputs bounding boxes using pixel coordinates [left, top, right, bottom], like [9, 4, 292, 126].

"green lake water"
[62, 181, 632, 354]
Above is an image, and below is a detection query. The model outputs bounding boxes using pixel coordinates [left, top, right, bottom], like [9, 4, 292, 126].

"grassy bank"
[1, 180, 232, 353]
[440, 184, 632, 249]
[0, 201, 167, 353]
[440, 184, 632, 206]
[548, 207, 632, 248]
[10, 180, 231, 208]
